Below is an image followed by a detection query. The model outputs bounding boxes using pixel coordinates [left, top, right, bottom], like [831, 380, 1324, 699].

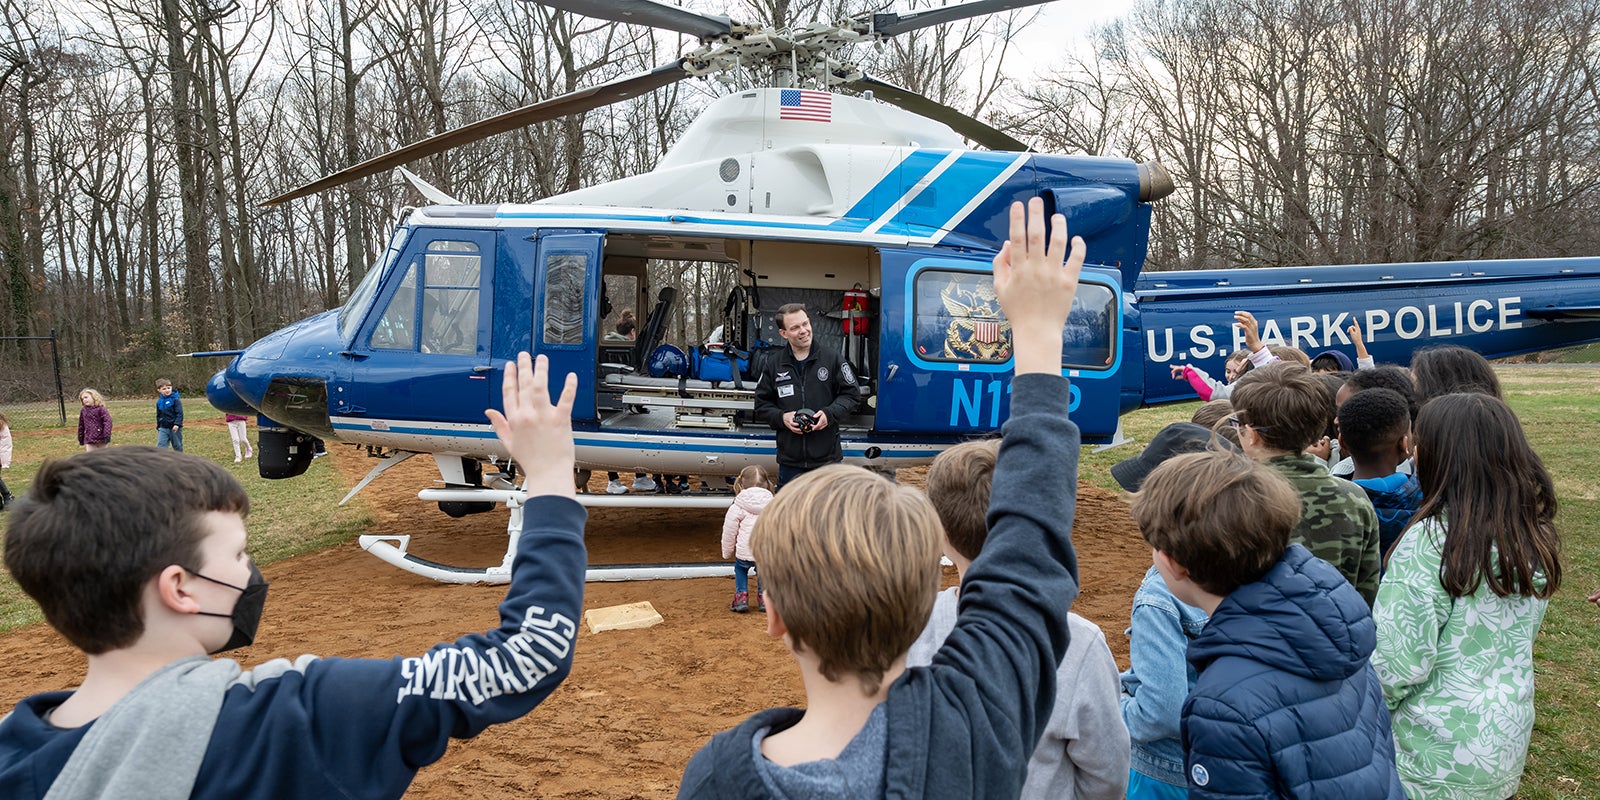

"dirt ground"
[0, 444, 1150, 799]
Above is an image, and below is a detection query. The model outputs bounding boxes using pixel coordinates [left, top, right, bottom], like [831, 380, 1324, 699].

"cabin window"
[542, 253, 588, 346]
[369, 262, 417, 350]
[340, 225, 409, 339]
[912, 269, 1116, 370]
[912, 270, 1013, 364]
[1063, 283, 1116, 370]
[419, 241, 481, 355]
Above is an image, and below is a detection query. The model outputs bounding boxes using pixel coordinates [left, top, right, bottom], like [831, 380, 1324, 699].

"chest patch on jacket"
[1190, 763, 1210, 786]
[777, 370, 792, 382]
[817, 366, 829, 381]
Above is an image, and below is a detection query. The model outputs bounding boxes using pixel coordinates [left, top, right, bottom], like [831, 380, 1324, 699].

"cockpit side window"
[420, 241, 481, 355]
[369, 262, 418, 350]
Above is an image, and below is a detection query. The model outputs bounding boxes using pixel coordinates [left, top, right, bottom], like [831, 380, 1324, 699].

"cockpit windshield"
[338, 226, 409, 340]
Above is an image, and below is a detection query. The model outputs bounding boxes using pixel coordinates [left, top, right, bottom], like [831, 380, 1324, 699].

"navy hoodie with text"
[0, 496, 586, 800]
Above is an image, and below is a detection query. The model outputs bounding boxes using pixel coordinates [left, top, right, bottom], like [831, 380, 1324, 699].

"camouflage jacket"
[1264, 454, 1381, 606]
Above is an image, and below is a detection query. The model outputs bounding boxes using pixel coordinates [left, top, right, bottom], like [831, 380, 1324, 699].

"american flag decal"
[974, 320, 1003, 344]
[779, 89, 832, 122]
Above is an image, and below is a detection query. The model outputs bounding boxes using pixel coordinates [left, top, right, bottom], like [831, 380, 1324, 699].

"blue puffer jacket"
[1181, 544, 1404, 799]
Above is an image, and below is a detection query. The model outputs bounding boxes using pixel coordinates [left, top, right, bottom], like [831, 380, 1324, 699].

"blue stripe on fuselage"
[835, 150, 955, 228]
[887, 151, 1020, 233]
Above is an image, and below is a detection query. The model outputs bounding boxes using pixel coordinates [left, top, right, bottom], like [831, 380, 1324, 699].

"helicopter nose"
[206, 368, 258, 416]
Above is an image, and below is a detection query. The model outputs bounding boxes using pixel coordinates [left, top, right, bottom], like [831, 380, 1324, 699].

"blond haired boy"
[678, 199, 1088, 798]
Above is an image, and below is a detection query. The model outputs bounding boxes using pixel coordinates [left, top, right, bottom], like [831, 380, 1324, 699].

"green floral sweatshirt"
[1372, 518, 1549, 800]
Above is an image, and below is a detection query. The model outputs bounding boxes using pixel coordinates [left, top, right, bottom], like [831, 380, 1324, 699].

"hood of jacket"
[734, 487, 773, 516]
[1187, 544, 1375, 683]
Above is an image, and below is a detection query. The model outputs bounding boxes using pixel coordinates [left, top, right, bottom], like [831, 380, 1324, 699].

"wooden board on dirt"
[585, 601, 664, 633]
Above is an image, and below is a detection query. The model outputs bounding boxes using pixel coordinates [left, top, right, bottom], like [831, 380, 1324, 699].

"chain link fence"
[0, 332, 68, 431]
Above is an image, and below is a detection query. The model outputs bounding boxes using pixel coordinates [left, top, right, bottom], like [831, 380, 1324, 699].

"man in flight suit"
[754, 303, 861, 488]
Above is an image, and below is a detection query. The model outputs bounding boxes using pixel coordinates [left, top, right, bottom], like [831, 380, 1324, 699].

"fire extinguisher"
[842, 283, 869, 336]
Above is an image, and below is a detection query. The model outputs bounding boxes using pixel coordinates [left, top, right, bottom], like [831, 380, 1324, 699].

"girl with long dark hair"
[1372, 392, 1561, 799]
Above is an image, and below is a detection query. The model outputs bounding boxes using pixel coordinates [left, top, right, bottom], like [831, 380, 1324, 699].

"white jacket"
[720, 487, 773, 562]
[0, 423, 11, 469]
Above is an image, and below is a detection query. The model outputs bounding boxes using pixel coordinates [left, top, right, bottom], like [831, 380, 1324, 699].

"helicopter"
[202, 0, 1600, 584]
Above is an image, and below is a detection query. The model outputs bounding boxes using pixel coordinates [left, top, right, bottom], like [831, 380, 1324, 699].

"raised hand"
[1235, 310, 1263, 352]
[993, 198, 1086, 376]
[486, 352, 578, 499]
[1347, 316, 1369, 361]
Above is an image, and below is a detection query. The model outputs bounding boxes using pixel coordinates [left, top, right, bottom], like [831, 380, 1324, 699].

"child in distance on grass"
[225, 413, 254, 462]
[677, 198, 1088, 799]
[155, 378, 184, 452]
[905, 438, 1129, 800]
[721, 464, 774, 613]
[1133, 450, 1404, 799]
[0, 409, 12, 510]
[76, 389, 111, 452]
[0, 352, 585, 799]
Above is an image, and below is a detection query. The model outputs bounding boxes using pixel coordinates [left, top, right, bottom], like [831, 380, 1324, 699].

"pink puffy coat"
[720, 486, 773, 562]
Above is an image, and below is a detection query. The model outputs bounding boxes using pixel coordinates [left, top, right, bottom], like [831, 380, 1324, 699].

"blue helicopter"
[205, 0, 1600, 582]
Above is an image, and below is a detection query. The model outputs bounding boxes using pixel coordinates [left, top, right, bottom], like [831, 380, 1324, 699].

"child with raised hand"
[1171, 310, 1280, 401]
[906, 438, 1129, 800]
[0, 353, 585, 799]
[721, 464, 774, 613]
[1133, 450, 1403, 799]
[678, 198, 1086, 799]
[1372, 392, 1562, 800]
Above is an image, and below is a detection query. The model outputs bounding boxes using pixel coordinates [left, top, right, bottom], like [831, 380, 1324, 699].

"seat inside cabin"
[594, 236, 878, 435]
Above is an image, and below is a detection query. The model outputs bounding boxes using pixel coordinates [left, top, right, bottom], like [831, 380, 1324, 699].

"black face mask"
[189, 561, 269, 653]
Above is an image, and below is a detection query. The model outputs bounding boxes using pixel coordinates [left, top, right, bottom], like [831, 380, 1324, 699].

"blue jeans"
[733, 559, 759, 596]
[157, 426, 184, 452]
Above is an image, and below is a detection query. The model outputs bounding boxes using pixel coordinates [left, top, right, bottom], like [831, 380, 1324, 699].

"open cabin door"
[873, 249, 1124, 441]
[335, 227, 496, 429]
[533, 232, 605, 421]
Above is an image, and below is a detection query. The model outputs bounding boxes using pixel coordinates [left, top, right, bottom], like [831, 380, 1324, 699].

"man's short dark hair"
[1229, 362, 1331, 452]
[1343, 365, 1419, 421]
[775, 303, 808, 326]
[4, 447, 250, 654]
[1337, 388, 1411, 464]
[615, 319, 637, 337]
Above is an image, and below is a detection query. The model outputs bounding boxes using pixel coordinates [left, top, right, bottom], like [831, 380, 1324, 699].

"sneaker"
[729, 591, 749, 613]
[632, 475, 657, 492]
[234, 456, 243, 463]
[606, 479, 627, 494]
[756, 594, 765, 612]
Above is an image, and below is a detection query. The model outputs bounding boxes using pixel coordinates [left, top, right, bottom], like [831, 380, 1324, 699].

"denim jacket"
[1119, 566, 1209, 787]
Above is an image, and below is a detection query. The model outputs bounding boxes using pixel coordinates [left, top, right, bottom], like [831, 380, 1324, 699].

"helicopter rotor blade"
[531, 0, 733, 40]
[262, 60, 690, 207]
[847, 74, 1028, 152]
[871, 0, 1053, 38]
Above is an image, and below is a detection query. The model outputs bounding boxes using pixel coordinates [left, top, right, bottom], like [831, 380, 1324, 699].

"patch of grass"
[0, 397, 372, 632]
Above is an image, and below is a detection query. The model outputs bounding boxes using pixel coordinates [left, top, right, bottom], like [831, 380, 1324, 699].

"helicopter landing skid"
[360, 489, 739, 584]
